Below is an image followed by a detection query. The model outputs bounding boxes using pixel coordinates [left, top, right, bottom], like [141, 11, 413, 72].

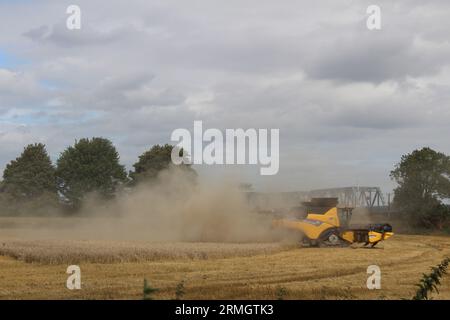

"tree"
[130, 144, 195, 184]
[56, 137, 127, 207]
[390, 147, 450, 229]
[2, 143, 57, 200]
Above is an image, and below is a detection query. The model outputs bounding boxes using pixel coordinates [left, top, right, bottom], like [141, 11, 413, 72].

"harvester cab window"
[337, 208, 352, 228]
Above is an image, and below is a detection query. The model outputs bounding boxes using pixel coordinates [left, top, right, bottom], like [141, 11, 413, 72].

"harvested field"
[0, 234, 449, 300]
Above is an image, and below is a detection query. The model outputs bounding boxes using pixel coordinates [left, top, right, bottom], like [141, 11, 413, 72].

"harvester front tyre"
[318, 229, 350, 248]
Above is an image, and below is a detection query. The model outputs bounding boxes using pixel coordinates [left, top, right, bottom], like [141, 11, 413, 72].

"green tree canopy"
[2, 143, 57, 200]
[390, 147, 450, 229]
[56, 137, 127, 206]
[130, 144, 195, 184]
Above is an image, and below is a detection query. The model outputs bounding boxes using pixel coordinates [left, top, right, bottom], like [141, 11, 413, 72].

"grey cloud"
[1, 0, 450, 192]
[303, 27, 450, 83]
[23, 22, 136, 47]
[22, 25, 50, 41]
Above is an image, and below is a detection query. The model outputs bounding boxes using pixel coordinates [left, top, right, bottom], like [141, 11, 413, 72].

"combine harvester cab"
[272, 197, 393, 247]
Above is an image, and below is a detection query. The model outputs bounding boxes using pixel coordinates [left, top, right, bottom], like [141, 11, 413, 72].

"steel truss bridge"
[246, 186, 390, 209]
[308, 187, 387, 208]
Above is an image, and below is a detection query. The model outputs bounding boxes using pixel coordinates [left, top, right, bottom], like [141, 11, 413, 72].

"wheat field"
[0, 234, 449, 300]
[0, 240, 288, 264]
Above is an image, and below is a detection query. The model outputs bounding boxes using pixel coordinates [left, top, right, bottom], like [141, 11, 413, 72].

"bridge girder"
[308, 187, 386, 208]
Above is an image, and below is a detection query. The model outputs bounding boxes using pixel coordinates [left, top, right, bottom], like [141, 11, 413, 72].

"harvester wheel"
[319, 229, 350, 247]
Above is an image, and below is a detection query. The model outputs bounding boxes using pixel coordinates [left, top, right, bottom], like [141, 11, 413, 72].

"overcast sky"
[1, 0, 450, 192]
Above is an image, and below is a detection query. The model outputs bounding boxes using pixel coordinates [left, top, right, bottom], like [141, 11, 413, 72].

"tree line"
[0, 138, 195, 214]
[0, 139, 449, 230]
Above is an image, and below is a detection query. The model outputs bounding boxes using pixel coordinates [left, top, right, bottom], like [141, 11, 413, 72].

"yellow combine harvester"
[272, 197, 393, 247]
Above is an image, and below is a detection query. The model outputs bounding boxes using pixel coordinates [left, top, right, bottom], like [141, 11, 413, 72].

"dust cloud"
[350, 207, 374, 224]
[1, 166, 278, 242]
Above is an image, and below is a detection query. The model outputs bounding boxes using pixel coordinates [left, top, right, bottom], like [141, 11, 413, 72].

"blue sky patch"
[0, 50, 27, 68]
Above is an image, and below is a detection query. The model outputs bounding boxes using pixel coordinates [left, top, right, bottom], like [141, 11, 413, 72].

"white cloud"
[0, 0, 449, 192]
